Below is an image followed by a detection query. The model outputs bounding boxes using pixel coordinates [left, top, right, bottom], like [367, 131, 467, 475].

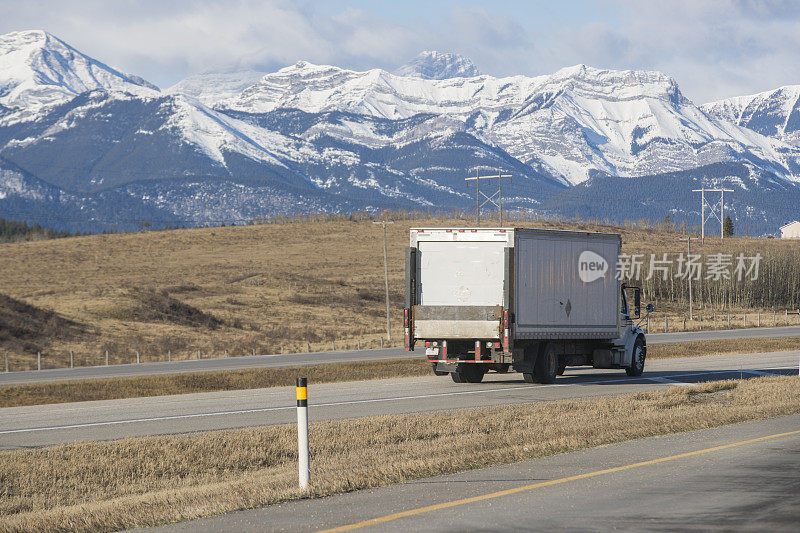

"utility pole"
[692, 186, 733, 242]
[373, 220, 394, 341]
[465, 169, 512, 226]
[683, 236, 693, 321]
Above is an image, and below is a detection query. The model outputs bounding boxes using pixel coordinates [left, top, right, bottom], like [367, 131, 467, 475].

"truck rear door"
[410, 229, 513, 340]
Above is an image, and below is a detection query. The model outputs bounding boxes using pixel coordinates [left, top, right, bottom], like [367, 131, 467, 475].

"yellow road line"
[319, 428, 800, 532]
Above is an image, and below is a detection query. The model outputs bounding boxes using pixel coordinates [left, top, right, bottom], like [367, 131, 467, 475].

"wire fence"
[2, 336, 403, 373]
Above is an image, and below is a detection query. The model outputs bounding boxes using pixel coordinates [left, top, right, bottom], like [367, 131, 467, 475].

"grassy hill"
[1, 215, 798, 370]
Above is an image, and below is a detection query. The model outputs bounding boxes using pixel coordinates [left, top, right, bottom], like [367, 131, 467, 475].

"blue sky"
[2, 0, 799, 103]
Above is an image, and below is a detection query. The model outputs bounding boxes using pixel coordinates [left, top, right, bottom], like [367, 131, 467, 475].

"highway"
[146, 414, 800, 532]
[2, 325, 799, 385]
[1, 350, 797, 450]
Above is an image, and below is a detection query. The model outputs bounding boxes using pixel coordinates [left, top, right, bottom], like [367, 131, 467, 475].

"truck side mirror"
[634, 288, 641, 318]
[646, 303, 654, 313]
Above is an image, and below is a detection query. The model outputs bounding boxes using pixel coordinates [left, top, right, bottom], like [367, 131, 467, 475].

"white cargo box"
[408, 227, 620, 340]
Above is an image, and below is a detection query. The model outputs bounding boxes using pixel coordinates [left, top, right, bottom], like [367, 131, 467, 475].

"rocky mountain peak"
[394, 50, 481, 80]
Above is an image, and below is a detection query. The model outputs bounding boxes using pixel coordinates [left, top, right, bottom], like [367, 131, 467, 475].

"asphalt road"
[144, 414, 800, 532]
[1, 350, 797, 450]
[2, 325, 799, 386]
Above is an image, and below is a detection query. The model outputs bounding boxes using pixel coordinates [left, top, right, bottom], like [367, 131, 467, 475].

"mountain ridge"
[1, 30, 799, 235]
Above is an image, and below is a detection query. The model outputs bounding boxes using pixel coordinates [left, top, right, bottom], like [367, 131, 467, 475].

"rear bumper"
[414, 320, 500, 339]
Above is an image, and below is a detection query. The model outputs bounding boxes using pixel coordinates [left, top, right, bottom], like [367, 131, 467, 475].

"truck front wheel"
[534, 342, 558, 384]
[625, 336, 646, 377]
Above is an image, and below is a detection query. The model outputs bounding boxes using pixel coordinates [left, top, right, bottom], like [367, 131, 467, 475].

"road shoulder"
[140, 414, 800, 532]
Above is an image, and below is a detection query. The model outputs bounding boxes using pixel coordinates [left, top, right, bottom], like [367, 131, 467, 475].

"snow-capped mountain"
[702, 86, 800, 147]
[394, 51, 481, 79]
[165, 69, 267, 106]
[0, 30, 157, 122]
[1, 30, 800, 234]
[219, 61, 800, 186]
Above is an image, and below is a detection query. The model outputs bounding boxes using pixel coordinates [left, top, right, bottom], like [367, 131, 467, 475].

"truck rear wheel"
[626, 336, 646, 377]
[451, 364, 485, 383]
[534, 342, 558, 384]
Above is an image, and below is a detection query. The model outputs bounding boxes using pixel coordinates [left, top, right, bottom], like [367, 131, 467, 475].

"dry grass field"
[1, 214, 799, 370]
[1, 336, 798, 408]
[1, 376, 798, 532]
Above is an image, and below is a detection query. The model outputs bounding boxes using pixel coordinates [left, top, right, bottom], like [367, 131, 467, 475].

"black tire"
[451, 364, 485, 383]
[626, 336, 646, 377]
[493, 363, 511, 374]
[534, 342, 558, 384]
[432, 363, 447, 376]
[557, 360, 567, 376]
[523, 373, 535, 383]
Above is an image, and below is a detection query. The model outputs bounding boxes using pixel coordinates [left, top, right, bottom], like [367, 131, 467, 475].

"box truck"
[404, 227, 652, 383]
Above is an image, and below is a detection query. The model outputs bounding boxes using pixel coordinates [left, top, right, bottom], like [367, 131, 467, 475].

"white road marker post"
[296, 377, 311, 490]
[105, 350, 109, 366]
[37, 351, 41, 371]
[5, 353, 8, 372]
[70, 350, 74, 369]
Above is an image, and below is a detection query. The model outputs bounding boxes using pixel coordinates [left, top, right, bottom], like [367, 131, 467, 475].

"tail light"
[404, 308, 411, 351]
[503, 309, 510, 351]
